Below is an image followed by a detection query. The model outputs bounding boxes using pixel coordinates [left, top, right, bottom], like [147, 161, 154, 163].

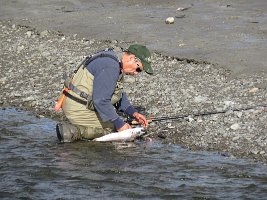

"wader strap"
[74, 55, 91, 74]
[65, 53, 119, 100]
[63, 90, 88, 106]
[64, 52, 120, 108]
[64, 78, 90, 100]
[83, 53, 119, 68]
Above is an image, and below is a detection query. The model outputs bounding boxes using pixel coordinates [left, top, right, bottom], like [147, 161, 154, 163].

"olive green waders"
[58, 62, 123, 142]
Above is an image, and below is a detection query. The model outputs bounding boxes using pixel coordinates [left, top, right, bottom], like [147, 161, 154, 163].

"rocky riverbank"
[1, 20, 266, 163]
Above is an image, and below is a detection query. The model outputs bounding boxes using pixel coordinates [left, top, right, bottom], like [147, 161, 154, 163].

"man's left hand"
[133, 112, 148, 128]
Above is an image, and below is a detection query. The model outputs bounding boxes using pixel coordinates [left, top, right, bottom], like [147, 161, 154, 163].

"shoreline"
[1, 0, 267, 77]
[0, 19, 267, 164]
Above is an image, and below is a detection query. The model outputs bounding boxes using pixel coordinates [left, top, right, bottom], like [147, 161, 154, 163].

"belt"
[63, 90, 87, 106]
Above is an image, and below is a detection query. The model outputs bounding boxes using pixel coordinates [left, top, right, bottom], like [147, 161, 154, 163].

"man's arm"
[91, 59, 126, 130]
[115, 93, 148, 128]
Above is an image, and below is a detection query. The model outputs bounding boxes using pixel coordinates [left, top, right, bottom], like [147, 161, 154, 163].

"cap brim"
[142, 61, 153, 74]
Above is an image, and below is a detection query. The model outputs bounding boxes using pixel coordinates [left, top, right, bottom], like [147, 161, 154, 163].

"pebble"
[188, 116, 194, 122]
[230, 123, 241, 130]
[40, 30, 49, 37]
[26, 31, 32, 37]
[165, 17, 175, 24]
[23, 96, 35, 101]
[224, 100, 235, 107]
[194, 96, 208, 103]
[17, 45, 24, 51]
[177, 7, 188, 11]
[251, 150, 259, 155]
[232, 136, 240, 141]
[235, 112, 243, 118]
[260, 151, 265, 155]
[167, 123, 175, 129]
[249, 88, 259, 93]
[0, 77, 7, 83]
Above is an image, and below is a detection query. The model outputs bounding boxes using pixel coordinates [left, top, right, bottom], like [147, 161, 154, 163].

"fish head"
[131, 127, 145, 136]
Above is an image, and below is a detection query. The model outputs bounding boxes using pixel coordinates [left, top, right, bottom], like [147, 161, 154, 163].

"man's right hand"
[117, 123, 132, 132]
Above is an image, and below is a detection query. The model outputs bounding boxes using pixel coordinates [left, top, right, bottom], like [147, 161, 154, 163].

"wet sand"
[0, 0, 266, 78]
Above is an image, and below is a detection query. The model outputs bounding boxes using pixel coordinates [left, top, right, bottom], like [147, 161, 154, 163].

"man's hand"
[117, 123, 132, 132]
[133, 112, 148, 128]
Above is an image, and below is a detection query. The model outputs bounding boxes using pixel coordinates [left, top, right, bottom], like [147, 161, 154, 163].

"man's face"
[122, 54, 144, 75]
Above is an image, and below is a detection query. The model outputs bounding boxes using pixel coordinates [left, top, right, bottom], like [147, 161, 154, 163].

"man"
[56, 44, 153, 142]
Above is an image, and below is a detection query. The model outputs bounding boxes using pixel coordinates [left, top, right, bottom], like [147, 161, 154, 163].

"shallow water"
[0, 108, 267, 199]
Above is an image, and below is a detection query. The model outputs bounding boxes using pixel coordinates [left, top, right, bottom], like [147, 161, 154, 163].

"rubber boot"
[56, 122, 81, 143]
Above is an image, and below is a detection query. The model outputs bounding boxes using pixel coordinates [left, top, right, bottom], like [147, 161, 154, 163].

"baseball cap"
[127, 44, 153, 74]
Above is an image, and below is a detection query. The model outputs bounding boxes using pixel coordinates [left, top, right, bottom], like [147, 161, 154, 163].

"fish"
[93, 127, 144, 142]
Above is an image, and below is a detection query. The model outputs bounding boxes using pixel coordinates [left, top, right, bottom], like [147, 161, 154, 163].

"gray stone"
[230, 123, 241, 130]
[40, 30, 49, 37]
[194, 96, 208, 103]
[26, 31, 32, 37]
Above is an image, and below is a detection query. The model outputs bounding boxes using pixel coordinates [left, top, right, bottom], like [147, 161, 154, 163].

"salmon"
[93, 127, 144, 142]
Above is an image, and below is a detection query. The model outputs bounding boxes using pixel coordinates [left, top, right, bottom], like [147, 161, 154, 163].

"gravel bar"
[0, 20, 266, 163]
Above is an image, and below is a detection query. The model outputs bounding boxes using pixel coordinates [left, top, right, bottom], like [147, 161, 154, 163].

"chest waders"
[62, 53, 123, 110]
[58, 52, 124, 141]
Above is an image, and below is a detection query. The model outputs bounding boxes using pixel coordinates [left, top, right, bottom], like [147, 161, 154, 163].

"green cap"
[127, 44, 153, 74]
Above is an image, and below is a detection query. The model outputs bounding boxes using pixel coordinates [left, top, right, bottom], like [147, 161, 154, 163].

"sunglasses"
[135, 63, 143, 73]
[135, 57, 143, 73]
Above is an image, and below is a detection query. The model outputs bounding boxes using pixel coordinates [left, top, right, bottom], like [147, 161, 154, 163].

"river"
[0, 108, 267, 199]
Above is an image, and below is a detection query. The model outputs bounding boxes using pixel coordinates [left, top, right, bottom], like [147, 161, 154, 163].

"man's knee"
[80, 126, 113, 140]
[56, 122, 82, 143]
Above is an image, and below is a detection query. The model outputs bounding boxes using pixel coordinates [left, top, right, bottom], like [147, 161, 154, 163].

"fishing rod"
[128, 103, 267, 125]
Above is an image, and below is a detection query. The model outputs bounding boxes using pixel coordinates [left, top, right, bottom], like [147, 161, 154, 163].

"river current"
[0, 108, 267, 199]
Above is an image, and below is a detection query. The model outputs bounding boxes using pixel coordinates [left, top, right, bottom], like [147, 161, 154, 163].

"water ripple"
[1, 108, 267, 199]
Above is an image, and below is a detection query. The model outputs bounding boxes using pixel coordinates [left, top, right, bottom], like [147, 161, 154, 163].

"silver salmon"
[93, 127, 144, 142]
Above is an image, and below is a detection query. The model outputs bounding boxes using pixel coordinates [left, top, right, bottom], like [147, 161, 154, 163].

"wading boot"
[56, 122, 81, 143]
